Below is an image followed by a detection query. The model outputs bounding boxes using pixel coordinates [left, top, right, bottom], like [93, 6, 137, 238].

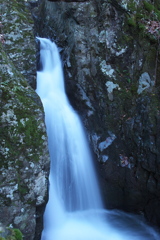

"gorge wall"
[0, 0, 160, 239]
[1, 1, 49, 239]
[34, 0, 160, 228]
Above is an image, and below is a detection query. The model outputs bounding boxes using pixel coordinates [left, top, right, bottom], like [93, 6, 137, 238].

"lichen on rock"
[137, 72, 155, 94]
[0, 1, 50, 239]
[35, 0, 160, 228]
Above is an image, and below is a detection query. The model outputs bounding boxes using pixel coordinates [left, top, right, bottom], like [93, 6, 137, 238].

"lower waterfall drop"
[36, 38, 160, 240]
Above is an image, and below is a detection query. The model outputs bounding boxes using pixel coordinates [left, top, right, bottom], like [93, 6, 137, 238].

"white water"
[36, 38, 160, 240]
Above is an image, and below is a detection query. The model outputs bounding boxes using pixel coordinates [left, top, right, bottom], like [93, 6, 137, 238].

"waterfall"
[36, 38, 160, 240]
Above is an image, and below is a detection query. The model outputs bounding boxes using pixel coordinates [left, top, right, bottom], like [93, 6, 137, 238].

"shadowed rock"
[48, 0, 88, 2]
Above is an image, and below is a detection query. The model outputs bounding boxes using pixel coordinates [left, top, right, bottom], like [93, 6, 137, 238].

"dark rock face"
[34, 0, 160, 228]
[1, 0, 50, 239]
[48, 0, 88, 2]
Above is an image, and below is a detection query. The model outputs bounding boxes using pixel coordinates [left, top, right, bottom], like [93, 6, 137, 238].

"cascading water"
[36, 38, 160, 240]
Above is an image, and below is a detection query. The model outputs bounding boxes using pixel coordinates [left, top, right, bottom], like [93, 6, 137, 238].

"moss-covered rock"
[0, 225, 23, 240]
[1, 1, 50, 239]
[1, 0, 36, 88]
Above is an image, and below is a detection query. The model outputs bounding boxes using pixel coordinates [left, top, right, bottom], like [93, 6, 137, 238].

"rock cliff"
[0, 0, 50, 239]
[35, 0, 160, 227]
[1, 0, 160, 239]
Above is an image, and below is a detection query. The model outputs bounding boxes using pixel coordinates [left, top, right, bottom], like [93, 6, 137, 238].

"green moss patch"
[0, 227, 23, 240]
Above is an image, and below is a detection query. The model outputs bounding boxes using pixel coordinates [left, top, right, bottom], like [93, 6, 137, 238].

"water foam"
[36, 38, 160, 240]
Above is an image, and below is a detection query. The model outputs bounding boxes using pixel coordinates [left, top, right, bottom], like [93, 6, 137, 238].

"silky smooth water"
[36, 38, 160, 240]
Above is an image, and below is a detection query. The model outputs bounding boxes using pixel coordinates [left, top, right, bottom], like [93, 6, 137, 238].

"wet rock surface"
[35, 0, 160, 228]
[1, 0, 160, 239]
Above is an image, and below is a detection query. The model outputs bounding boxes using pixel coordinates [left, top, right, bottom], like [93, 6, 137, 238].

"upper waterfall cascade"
[36, 38, 160, 240]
